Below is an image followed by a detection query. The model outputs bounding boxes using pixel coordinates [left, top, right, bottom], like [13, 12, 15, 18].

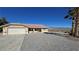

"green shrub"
[0, 27, 3, 32]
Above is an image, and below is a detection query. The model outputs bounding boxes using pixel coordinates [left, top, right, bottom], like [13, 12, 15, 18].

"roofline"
[1, 23, 48, 28]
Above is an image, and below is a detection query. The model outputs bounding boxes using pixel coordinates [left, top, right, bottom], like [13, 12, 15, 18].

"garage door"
[8, 28, 26, 34]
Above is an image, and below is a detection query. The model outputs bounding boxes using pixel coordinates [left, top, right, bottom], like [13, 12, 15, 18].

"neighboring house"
[2, 23, 48, 35]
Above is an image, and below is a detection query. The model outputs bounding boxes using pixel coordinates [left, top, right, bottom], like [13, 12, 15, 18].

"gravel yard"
[0, 33, 79, 51]
[21, 33, 79, 51]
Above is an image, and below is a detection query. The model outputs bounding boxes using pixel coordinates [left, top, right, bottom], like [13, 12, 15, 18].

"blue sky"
[0, 7, 71, 28]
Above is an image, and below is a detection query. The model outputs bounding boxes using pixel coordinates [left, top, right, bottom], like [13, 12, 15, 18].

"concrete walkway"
[0, 35, 25, 51]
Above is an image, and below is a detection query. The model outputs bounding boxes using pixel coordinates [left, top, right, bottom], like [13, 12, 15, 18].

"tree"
[64, 8, 75, 36]
[64, 7, 79, 36]
[0, 17, 8, 32]
[74, 8, 79, 37]
[0, 17, 8, 26]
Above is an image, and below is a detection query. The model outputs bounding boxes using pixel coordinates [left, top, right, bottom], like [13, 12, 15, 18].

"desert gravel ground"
[0, 33, 79, 51]
[21, 33, 79, 51]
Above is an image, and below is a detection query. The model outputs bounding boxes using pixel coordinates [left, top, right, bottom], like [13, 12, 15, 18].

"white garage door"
[8, 28, 26, 34]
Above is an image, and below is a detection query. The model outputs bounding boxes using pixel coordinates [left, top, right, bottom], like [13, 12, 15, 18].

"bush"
[0, 27, 3, 32]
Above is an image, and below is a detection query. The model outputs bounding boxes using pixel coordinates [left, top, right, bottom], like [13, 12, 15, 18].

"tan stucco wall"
[41, 28, 48, 32]
[25, 28, 28, 34]
[3, 27, 8, 35]
[28, 28, 48, 33]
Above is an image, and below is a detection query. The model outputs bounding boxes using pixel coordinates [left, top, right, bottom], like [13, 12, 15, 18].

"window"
[35, 28, 41, 32]
[35, 28, 38, 31]
[29, 28, 33, 31]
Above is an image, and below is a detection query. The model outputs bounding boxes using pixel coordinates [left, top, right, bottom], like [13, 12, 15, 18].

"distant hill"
[49, 27, 71, 29]
[48, 27, 71, 32]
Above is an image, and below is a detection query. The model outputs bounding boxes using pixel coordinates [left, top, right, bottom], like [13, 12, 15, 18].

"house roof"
[2, 23, 48, 28]
[25, 24, 47, 28]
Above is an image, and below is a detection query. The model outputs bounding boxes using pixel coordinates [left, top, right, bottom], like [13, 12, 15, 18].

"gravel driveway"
[21, 33, 79, 51]
[0, 33, 79, 51]
[0, 35, 25, 51]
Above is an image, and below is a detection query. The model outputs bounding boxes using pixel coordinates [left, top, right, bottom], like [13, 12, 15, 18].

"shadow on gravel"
[44, 32, 69, 37]
[44, 32, 79, 41]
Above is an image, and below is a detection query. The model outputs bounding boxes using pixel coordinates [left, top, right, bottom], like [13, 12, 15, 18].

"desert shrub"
[0, 27, 3, 32]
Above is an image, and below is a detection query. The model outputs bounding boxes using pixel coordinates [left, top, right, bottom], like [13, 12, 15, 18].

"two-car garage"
[8, 28, 26, 35]
[3, 24, 28, 35]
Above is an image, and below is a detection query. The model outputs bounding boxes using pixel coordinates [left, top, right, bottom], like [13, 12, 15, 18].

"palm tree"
[64, 7, 79, 36]
[74, 8, 79, 37]
[64, 8, 75, 36]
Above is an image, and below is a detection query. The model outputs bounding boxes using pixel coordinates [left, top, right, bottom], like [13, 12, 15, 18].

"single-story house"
[2, 23, 48, 35]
